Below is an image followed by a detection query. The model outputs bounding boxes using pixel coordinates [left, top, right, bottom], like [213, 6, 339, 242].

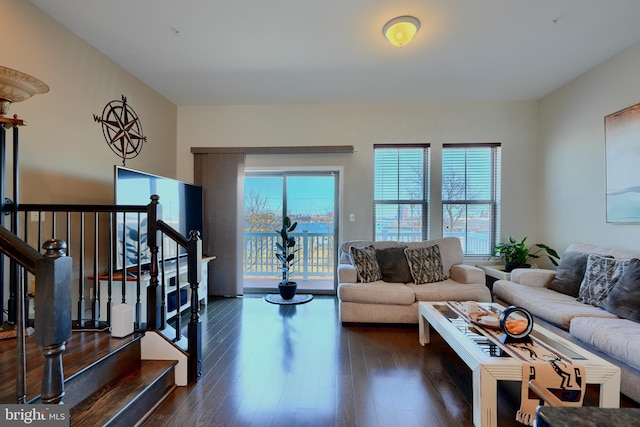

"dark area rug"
[264, 294, 313, 305]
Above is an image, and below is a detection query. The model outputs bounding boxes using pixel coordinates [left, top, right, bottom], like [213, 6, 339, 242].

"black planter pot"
[504, 263, 531, 273]
[278, 282, 297, 300]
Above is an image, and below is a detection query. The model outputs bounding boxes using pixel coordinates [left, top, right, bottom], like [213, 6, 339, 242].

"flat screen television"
[114, 166, 203, 271]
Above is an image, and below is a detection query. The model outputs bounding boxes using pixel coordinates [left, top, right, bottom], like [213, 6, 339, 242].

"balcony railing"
[243, 229, 490, 285]
[443, 231, 493, 255]
[243, 231, 334, 280]
[376, 230, 493, 255]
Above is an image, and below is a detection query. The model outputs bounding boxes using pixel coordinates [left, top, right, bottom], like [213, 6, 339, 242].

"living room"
[3, 1, 640, 424]
[6, 1, 640, 264]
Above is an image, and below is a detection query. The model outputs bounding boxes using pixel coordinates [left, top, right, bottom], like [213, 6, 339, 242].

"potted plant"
[492, 236, 560, 272]
[275, 216, 299, 299]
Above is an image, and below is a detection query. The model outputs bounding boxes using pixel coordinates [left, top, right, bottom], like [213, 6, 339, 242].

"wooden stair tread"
[1, 329, 184, 425]
[0, 331, 144, 404]
[70, 359, 177, 427]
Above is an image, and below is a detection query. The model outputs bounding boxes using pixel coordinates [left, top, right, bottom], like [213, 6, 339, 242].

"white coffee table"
[418, 302, 621, 427]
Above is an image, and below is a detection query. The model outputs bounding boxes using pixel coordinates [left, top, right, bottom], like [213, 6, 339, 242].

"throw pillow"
[548, 251, 591, 297]
[601, 258, 640, 321]
[375, 246, 413, 283]
[404, 245, 448, 285]
[576, 254, 630, 307]
[349, 245, 382, 283]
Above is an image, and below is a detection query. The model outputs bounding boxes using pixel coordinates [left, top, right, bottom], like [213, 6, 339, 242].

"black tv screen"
[114, 166, 203, 270]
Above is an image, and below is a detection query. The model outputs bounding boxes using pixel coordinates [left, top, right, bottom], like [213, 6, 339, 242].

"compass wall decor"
[94, 95, 146, 165]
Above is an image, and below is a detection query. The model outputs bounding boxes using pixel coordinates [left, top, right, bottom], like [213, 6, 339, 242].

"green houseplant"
[275, 216, 299, 299]
[492, 236, 560, 272]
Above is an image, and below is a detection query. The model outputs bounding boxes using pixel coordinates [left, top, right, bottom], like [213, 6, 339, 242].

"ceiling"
[29, 0, 640, 106]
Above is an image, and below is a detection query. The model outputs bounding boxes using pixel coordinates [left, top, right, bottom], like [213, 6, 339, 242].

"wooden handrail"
[19, 203, 148, 213]
[157, 220, 189, 247]
[0, 224, 42, 273]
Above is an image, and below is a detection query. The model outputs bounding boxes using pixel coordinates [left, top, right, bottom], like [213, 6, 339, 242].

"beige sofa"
[493, 242, 640, 403]
[337, 237, 491, 323]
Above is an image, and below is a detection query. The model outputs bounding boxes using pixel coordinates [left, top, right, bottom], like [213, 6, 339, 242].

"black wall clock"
[94, 95, 146, 165]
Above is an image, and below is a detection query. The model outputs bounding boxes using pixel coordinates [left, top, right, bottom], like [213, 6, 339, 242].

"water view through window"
[373, 143, 500, 255]
[244, 173, 337, 292]
[374, 145, 429, 242]
[441, 144, 501, 255]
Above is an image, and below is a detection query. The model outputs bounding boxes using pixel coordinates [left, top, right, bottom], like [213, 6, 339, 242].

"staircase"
[0, 330, 177, 426]
[0, 110, 200, 424]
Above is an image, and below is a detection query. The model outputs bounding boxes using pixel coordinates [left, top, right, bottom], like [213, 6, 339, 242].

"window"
[244, 171, 338, 293]
[373, 144, 429, 241]
[442, 143, 501, 256]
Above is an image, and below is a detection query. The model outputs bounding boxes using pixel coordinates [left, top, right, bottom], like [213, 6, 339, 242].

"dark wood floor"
[143, 295, 638, 427]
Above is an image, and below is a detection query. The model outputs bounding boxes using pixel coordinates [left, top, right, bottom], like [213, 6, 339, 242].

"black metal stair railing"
[17, 202, 148, 329]
[8, 197, 203, 385]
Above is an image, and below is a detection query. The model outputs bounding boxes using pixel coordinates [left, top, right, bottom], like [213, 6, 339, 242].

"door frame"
[243, 166, 342, 295]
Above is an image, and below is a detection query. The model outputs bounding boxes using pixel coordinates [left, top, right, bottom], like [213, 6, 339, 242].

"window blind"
[373, 144, 429, 242]
[442, 143, 501, 255]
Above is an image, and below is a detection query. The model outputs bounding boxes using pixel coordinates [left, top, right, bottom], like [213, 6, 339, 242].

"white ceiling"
[29, 0, 640, 106]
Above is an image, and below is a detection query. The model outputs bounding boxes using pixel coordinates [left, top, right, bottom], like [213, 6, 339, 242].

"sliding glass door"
[243, 171, 338, 294]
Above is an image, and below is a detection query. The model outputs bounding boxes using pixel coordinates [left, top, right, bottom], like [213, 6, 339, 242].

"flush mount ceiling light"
[383, 15, 420, 47]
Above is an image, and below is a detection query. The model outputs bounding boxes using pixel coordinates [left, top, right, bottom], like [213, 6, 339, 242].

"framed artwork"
[605, 102, 640, 223]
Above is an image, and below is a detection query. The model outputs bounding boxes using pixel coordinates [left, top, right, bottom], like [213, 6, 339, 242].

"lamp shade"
[0, 66, 49, 116]
[383, 16, 420, 47]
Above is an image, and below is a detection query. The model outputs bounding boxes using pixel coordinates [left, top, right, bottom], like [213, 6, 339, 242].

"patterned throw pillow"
[403, 245, 448, 285]
[576, 254, 630, 307]
[349, 245, 382, 283]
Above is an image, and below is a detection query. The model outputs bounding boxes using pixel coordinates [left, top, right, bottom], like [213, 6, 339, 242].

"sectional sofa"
[493, 242, 640, 403]
[337, 237, 491, 323]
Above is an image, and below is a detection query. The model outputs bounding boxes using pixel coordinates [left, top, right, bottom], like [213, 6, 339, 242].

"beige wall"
[4, 0, 176, 205]
[538, 41, 640, 254]
[177, 102, 539, 251]
[16, 0, 640, 262]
